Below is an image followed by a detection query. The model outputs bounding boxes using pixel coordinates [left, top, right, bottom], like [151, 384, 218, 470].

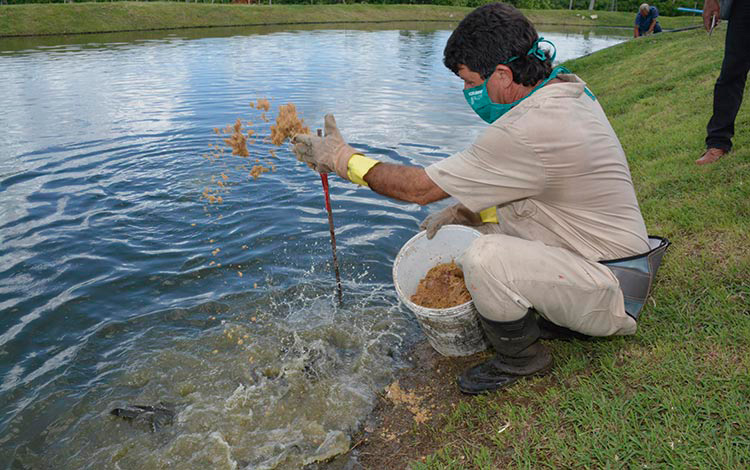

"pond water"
[0, 23, 627, 469]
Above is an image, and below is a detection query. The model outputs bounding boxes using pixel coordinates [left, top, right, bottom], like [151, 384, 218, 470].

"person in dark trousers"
[697, 0, 750, 165]
[634, 3, 662, 38]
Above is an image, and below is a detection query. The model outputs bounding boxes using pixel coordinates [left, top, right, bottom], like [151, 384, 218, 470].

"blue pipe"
[677, 7, 703, 14]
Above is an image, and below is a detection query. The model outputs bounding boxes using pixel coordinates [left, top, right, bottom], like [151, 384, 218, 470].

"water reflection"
[0, 24, 627, 468]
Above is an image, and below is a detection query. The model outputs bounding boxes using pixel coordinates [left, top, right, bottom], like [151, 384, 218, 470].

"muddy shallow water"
[0, 23, 627, 468]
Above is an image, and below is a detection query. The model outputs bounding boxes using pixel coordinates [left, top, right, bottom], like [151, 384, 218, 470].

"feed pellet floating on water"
[250, 98, 271, 111]
[249, 164, 269, 179]
[200, 98, 309, 207]
[223, 118, 249, 157]
[196, 98, 313, 276]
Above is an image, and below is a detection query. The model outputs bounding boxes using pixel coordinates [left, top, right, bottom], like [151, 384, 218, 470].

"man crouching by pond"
[293, 3, 656, 395]
[634, 3, 662, 38]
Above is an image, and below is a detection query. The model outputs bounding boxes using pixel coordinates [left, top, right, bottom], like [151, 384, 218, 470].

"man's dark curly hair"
[443, 3, 552, 86]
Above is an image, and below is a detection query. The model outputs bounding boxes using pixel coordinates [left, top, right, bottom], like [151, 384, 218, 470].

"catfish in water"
[110, 402, 175, 432]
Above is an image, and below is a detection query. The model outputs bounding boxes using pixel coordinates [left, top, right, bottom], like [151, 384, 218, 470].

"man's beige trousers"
[460, 229, 637, 337]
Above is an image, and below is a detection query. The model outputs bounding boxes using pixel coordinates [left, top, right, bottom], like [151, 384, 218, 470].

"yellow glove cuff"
[347, 154, 380, 187]
[479, 206, 498, 224]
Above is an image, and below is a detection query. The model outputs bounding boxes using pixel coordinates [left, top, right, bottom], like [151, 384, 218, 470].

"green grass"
[0, 3, 701, 37]
[408, 27, 750, 469]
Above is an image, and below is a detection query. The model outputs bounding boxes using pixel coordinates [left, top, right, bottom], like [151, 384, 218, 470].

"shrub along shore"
[0, 3, 701, 37]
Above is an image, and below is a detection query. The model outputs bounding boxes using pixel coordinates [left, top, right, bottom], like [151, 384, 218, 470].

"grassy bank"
[0, 2, 701, 37]
[357, 26, 749, 469]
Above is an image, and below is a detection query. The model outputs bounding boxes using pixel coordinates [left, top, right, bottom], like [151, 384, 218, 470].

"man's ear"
[493, 64, 514, 88]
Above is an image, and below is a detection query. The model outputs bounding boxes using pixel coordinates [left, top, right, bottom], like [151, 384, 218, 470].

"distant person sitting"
[634, 3, 662, 38]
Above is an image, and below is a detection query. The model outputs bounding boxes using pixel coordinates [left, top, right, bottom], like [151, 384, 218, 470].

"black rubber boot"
[458, 309, 552, 395]
[537, 315, 591, 341]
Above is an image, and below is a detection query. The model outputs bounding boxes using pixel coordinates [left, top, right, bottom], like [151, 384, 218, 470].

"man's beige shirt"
[425, 73, 649, 261]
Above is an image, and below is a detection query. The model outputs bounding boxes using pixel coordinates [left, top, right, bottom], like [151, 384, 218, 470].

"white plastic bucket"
[393, 225, 489, 357]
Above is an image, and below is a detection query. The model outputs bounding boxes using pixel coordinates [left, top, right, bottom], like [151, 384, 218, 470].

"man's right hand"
[419, 203, 483, 240]
[703, 0, 721, 32]
[291, 114, 357, 179]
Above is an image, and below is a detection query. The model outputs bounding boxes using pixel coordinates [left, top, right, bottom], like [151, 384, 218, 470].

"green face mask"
[463, 37, 565, 124]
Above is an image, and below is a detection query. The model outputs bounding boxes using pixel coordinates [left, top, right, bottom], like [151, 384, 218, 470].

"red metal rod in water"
[317, 130, 343, 304]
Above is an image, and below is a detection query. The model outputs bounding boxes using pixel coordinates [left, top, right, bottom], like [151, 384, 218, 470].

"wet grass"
[0, 3, 700, 38]
[404, 26, 750, 469]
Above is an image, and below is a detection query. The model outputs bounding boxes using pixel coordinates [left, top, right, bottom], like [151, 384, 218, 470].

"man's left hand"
[419, 203, 483, 240]
[292, 114, 357, 179]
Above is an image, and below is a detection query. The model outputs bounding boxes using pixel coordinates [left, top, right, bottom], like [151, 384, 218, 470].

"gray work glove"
[291, 114, 357, 179]
[419, 203, 483, 240]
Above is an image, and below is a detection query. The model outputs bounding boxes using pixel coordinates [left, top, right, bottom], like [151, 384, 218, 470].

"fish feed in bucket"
[393, 225, 489, 357]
